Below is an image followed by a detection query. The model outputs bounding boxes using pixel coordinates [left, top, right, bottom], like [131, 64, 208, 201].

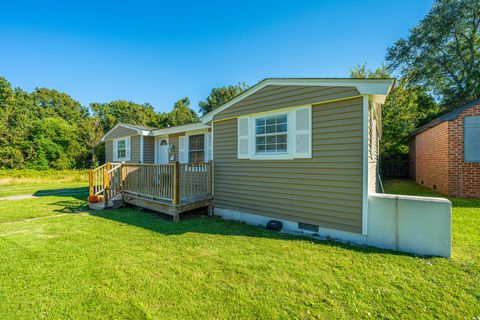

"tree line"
[1, 0, 478, 170]
[0, 78, 247, 169]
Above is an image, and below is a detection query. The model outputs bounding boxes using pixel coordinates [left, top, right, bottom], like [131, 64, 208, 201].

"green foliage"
[386, 0, 480, 108]
[0, 75, 210, 170]
[90, 100, 165, 132]
[166, 97, 199, 126]
[350, 64, 439, 157]
[199, 82, 249, 115]
[27, 117, 85, 170]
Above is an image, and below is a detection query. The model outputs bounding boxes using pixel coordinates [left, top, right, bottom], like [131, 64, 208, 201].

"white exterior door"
[156, 137, 169, 164]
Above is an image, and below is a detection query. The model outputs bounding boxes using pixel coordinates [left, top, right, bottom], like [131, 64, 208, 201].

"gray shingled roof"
[410, 97, 480, 137]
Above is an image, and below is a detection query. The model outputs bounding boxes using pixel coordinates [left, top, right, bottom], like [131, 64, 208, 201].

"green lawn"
[0, 179, 478, 319]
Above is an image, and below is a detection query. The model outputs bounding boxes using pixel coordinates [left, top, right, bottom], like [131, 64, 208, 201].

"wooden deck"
[89, 161, 213, 221]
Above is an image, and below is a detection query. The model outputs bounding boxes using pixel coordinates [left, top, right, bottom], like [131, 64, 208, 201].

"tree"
[166, 97, 199, 126]
[199, 82, 249, 115]
[32, 88, 88, 124]
[81, 117, 104, 167]
[27, 117, 85, 169]
[350, 64, 439, 157]
[386, 0, 480, 108]
[90, 100, 166, 132]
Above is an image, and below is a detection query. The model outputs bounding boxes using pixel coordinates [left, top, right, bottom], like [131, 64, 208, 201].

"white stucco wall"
[215, 193, 452, 257]
[367, 193, 451, 257]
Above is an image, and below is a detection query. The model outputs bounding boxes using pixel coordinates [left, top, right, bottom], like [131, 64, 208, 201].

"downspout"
[140, 135, 144, 163]
[362, 95, 370, 235]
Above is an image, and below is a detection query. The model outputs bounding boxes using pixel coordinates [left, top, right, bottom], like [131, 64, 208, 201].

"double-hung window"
[188, 134, 205, 163]
[113, 137, 130, 161]
[255, 114, 288, 154]
[237, 106, 311, 160]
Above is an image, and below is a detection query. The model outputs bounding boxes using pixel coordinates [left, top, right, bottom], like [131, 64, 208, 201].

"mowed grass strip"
[0, 179, 478, 319]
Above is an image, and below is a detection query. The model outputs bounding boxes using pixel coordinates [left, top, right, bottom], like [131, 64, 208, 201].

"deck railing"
[122, 163, 176, 202]
[89, 162, 122, 205]
[121, 161, 212, 204]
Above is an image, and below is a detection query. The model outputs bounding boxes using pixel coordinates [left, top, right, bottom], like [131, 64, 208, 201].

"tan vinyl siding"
[105, 140, 113, 163]
[213, 97, 364, 233]
[105, 135, 141, 163]
[169, 133, 183, 163]
[131, 135, 141, 163]
[104, 126, 138, 140]
[213, 85, 360, 121]
[143, 136, 155, 164]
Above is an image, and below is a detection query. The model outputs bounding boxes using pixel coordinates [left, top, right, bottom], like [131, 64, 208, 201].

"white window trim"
[185, 129, 209, 163]
[250, 110, 293, 160]
[112, 136, 131, 162]
[237, 105, 312, 161]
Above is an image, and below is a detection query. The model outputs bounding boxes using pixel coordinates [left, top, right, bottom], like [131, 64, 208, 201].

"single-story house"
[97, 78, 452, 257]
[409, 97, 480, 198]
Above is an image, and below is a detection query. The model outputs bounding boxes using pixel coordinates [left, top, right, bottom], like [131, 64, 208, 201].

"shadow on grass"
[90, 206, 419, 258]
[33, 187, 88, 199]
[32, 187, 90, 213]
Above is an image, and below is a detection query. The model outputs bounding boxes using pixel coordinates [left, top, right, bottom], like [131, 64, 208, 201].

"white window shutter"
[293, 106, 312, 158]
[125, 137, 131, 161]
[179, 136, 187, 164]
[238, 117, 250, 159]
[113, 140, 118, 161]
[205, 132, 212, 162]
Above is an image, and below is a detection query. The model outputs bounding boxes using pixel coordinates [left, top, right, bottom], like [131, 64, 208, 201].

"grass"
[0, 169, 89, 197]
[0, 179, 478, 319]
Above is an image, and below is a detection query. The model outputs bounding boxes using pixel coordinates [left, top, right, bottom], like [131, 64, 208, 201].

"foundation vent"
[298, 222, 319, 233]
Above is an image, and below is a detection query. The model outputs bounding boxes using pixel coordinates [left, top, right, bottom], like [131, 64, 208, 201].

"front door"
[156, 138, 169, 164]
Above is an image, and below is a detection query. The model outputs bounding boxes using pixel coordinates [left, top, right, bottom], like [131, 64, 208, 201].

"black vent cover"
[298, 222, 319, 233]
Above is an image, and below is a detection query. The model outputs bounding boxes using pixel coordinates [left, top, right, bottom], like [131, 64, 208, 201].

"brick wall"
[413, 121, 450, 195]
[448, 104, 480, 198]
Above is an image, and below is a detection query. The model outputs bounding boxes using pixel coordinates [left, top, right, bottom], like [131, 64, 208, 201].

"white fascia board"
[101, 123, 152, 142]
[152, 123, 210, 136]
[201, 78, 395, 123]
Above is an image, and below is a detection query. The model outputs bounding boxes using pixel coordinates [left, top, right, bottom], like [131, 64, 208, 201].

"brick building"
[409, 98, 480, 198]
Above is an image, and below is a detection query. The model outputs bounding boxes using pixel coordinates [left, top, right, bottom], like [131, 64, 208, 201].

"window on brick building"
[464, 116, 480, 162]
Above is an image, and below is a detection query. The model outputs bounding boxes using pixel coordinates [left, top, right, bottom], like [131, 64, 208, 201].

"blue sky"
[0, 0, 432, 113]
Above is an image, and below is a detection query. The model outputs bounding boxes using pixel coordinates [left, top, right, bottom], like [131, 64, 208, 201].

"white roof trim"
[201, 78, 395, 123]
[101, 123, 152, 142]
[151, 122, 210, 136]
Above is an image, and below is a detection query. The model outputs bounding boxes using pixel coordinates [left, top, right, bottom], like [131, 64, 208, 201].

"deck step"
[88, 193, 124, 210]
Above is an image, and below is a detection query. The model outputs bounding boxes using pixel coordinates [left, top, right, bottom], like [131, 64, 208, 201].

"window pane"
[277, 115, 287, 124]
[277, 134, 287, 143]
[254, 114, 289, 155]
[118, 149, 126, 158]
[277, 144, 287, 152]
[266, 136, 276, 144]
[256, 118, 265, 126]
[256, 144, 266, 153]
[256, 126, 265, 134]
[266, 144, 276, 152]
[118, 140, 126, 149]
[266, 125, 276, 134]
[256, 136, 266, 145]
[276, 123, 287, 132]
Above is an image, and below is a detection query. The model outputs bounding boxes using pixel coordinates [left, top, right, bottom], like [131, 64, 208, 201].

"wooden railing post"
[173, 161, 180, 205]
[120, 164, 125, 191]
[89, 168, 94, 196]
[208, 160, 213, 195]
[103, 162, 111, 205]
